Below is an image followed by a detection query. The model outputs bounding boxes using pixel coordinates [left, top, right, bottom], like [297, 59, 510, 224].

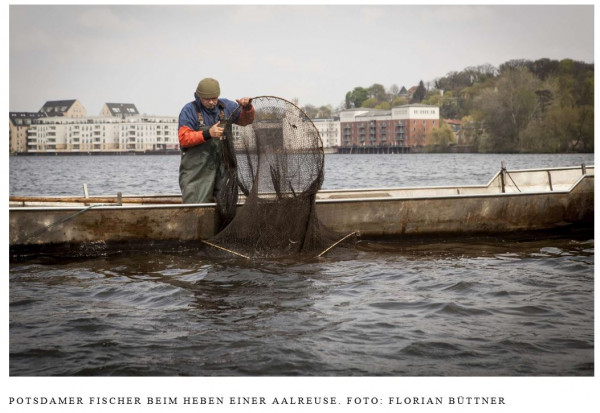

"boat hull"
[318, 177, 593, 237]
[9, 166, 594, 255]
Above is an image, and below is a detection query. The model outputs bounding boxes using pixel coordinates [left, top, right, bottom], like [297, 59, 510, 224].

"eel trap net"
[210, 96, 343, 258]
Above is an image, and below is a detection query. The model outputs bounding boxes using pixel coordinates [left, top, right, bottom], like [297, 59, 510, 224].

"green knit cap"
[196, 78, 220, 99]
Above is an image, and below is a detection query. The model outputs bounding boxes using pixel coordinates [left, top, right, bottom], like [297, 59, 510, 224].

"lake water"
[9, 152, 595, 196]
[8, 153, 594, 379]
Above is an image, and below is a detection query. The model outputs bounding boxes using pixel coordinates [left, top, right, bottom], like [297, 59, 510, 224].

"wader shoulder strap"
[193, 100, 226, 126]
[193, 101, 205, 127]
[217, 101, 226, 123]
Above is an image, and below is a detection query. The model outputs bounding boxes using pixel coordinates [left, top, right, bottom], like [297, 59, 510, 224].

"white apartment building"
[9, 112, 46, 153]
[27, 115, 178, 153]
[312, 118, 341, 148]
[117, 116, 178, 151]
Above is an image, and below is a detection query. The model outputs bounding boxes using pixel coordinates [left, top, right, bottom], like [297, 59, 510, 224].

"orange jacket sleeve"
[178, 125, 210, 148]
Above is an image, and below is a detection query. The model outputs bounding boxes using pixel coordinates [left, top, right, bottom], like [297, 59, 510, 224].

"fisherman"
[178, 77, 254, 203]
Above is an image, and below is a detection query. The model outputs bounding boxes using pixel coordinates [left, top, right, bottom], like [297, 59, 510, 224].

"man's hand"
[209, 121, 224, 139]
[236, 97, 253, 109]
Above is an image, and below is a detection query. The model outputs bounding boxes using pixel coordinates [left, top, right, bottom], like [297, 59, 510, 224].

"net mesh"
[211, 96, 341, 258]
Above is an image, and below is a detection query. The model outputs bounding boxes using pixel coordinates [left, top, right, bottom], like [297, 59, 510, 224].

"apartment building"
[9, 112, 46, 154]
[26, 115, 178, 153]
[339, 104, 440, 152]
[312, 118, 341, 148]
[116, 116, 178, 151]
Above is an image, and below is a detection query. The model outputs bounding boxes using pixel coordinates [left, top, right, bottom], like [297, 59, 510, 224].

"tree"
[367, 83, 387, 102]
[391, 96, 409, 107]
[361, 98, 378, 108]
[499, 59, 532, 74]
[530, 58, 560, 80]
[422, 89, 443, 106]
[425, 122, 455, 150]
[477, 68, 541, 152]
[388, 84, 400, 98]
[345, 87, 368, 108]
[300, 104, 333, 119]
[301, 104, 318, 118]
[410, 81, 427, 103]
[317, 105, 333, 118]
[460, 114, 486, 151]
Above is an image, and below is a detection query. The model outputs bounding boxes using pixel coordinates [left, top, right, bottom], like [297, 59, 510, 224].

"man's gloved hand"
[236, 98, 253, 110]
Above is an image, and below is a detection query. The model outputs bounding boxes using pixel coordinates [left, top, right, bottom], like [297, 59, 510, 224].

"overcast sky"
[9, 4, 595, 116]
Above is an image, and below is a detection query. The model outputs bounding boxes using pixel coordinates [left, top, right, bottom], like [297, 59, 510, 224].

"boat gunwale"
[9, 166, 594, 211]
[9, 176, 593, 212]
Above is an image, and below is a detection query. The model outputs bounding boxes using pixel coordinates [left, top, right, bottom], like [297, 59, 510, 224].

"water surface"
[9, 153, 594, 376]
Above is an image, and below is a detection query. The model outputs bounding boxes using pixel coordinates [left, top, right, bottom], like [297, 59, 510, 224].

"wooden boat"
[9, 165, 594, 257]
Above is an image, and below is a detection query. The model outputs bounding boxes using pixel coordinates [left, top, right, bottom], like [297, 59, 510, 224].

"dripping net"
[210, 96, 351, 258]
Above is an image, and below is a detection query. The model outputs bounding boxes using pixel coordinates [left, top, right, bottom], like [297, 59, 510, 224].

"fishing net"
[210, 96, 344, 259]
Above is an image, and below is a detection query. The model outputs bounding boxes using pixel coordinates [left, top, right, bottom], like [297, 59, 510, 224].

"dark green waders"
[179, 138, 226, 204]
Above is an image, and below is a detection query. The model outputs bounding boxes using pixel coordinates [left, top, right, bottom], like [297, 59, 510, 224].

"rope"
[505, 171, 522, 192]
[317, 232, 357, 258]
[21, 205, 98, 243]
[200, 240, 250, 259]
